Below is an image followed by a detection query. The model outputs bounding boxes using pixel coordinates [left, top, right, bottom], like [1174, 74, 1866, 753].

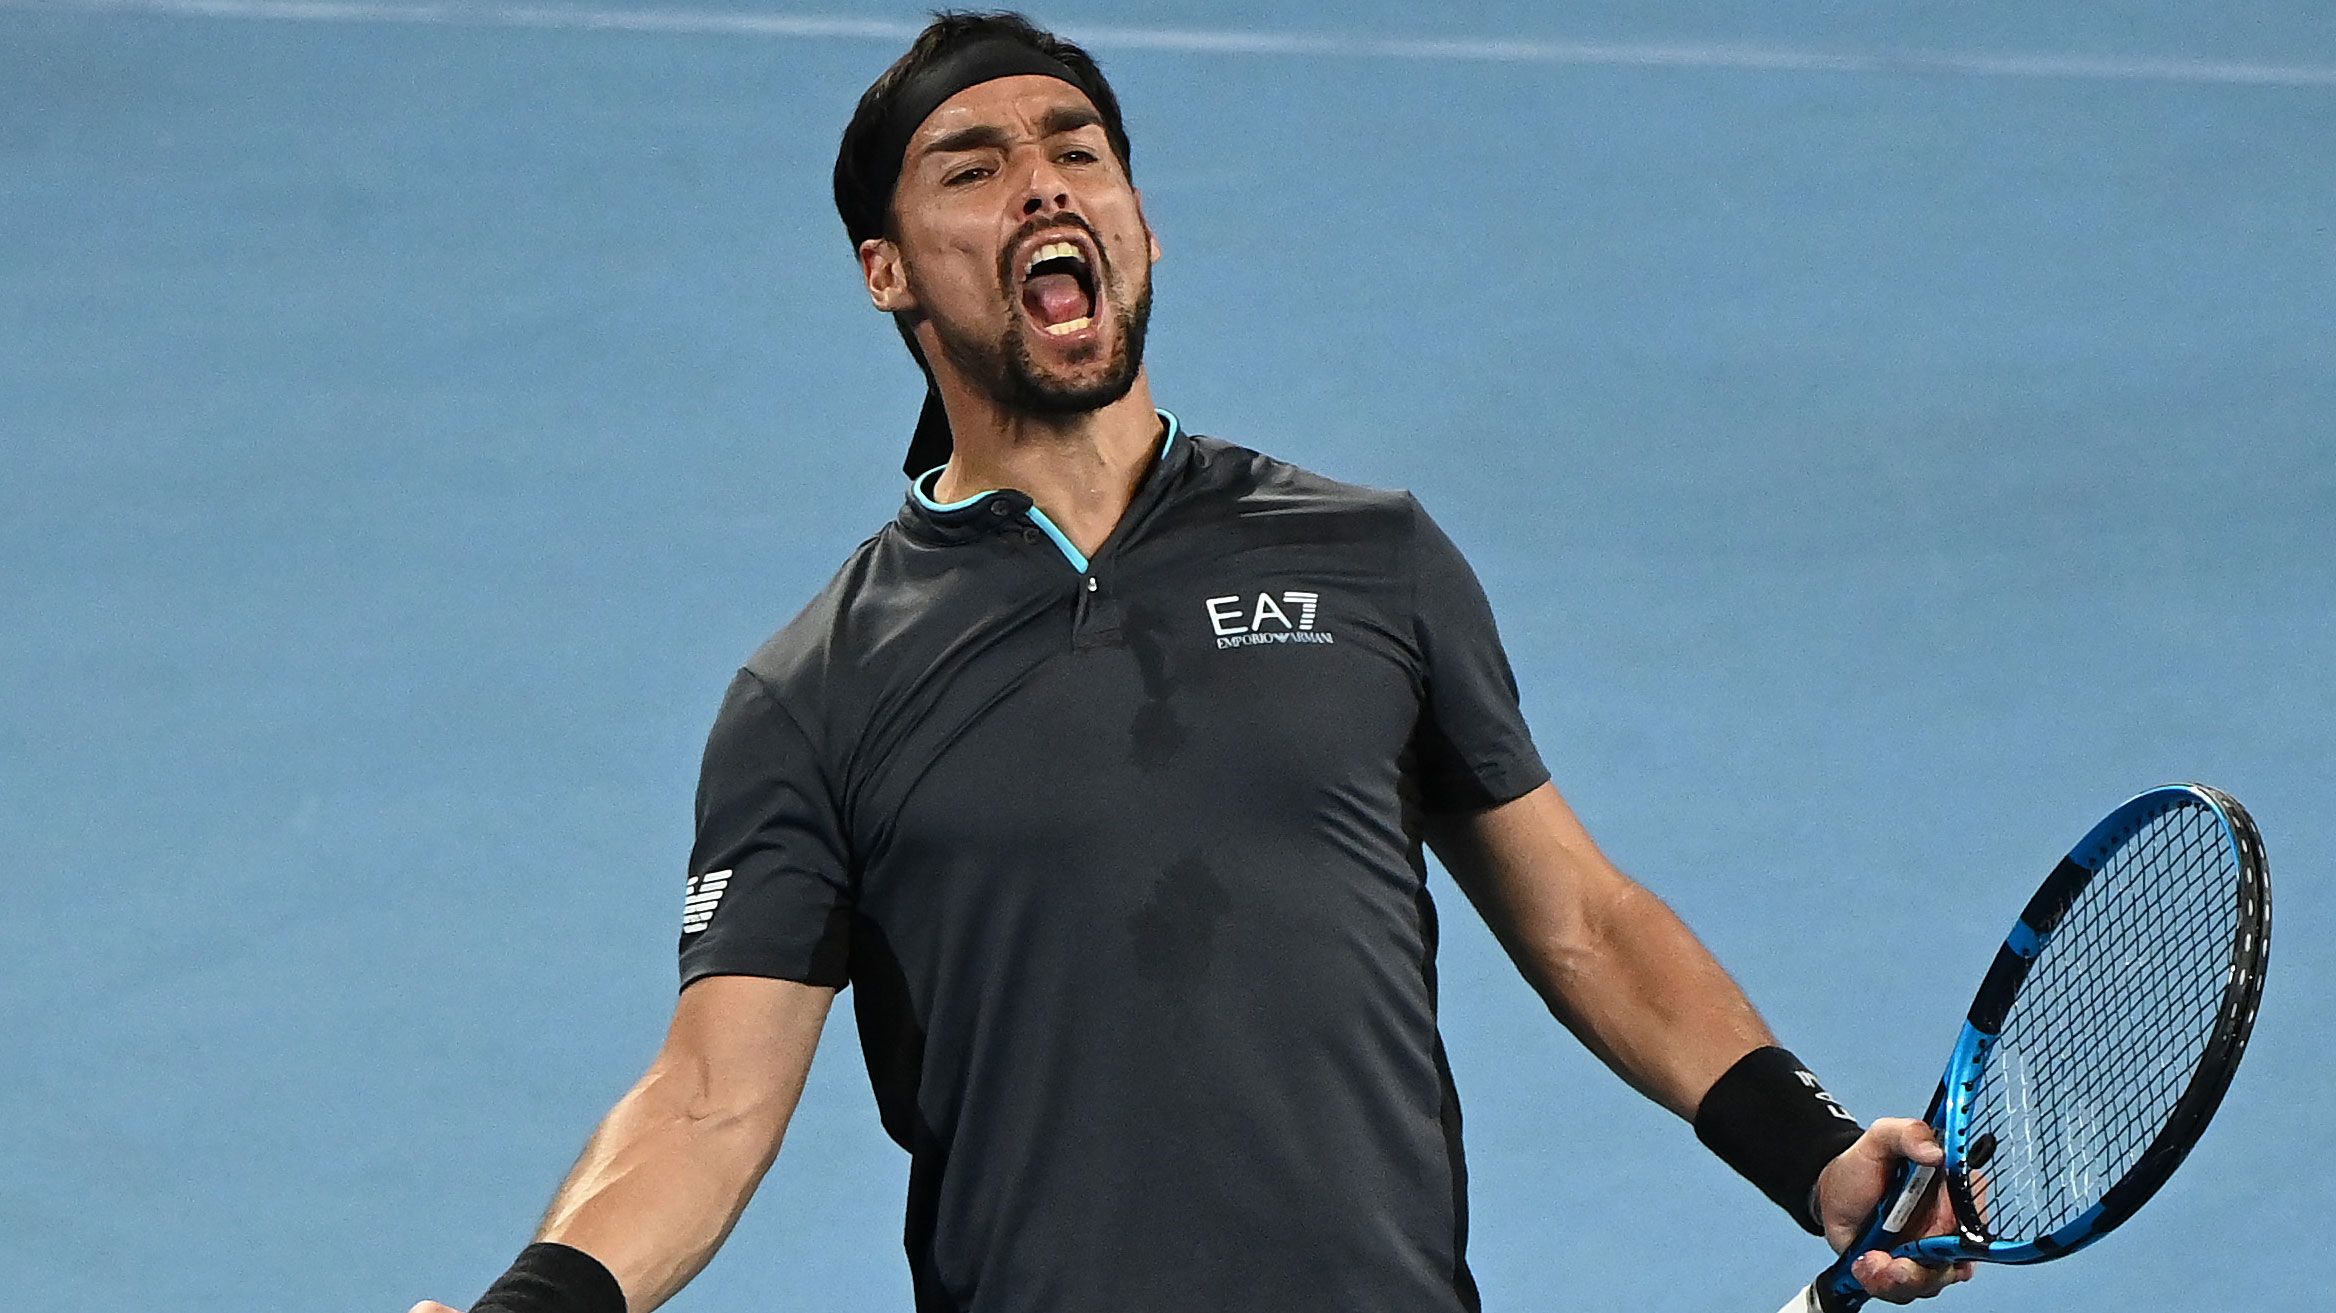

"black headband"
[836, 37, 1097, 477]
[870, 38, 1086, 219]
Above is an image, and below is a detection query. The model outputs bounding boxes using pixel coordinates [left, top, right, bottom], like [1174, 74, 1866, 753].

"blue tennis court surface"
[3, 2, 2330, 1308]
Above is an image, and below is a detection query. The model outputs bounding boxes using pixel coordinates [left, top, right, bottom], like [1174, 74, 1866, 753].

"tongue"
[1022, 272, 1093, 326]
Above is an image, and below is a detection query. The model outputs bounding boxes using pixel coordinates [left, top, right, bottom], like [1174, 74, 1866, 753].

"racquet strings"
[1960, 800, 2241, 1242]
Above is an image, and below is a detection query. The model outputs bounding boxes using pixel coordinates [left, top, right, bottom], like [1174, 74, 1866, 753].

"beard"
[1001, 274, 1151, 414]
[923, 237, 1154, 420]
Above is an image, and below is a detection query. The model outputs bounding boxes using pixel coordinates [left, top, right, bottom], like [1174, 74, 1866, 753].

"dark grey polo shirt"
[679, 411, 1547, 1313]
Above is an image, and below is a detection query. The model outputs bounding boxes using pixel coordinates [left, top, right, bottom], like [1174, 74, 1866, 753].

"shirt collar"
[908, 409, 1183, 510]
[896, 409, 1188, 556]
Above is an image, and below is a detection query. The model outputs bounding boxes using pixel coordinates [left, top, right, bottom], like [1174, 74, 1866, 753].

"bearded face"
[926, 208, 1153, 417]
[865, 76, 1161, 424]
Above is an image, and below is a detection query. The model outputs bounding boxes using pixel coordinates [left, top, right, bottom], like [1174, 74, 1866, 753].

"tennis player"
[415, 13, 1972, 1313]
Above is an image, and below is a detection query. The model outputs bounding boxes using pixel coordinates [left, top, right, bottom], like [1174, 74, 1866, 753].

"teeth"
[1024, 241, 1085, 275]
[1042, 316, 1092, 336]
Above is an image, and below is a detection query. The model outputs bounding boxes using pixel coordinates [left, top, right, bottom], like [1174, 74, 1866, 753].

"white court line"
[9, 0, 2336, 89]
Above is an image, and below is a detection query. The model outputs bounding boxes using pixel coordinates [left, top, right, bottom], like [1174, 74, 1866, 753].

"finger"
[1921, 1185, 1961, 1236]
[1877, 1117, 1945, 1168]
[1851, 1251, 1962, 1304]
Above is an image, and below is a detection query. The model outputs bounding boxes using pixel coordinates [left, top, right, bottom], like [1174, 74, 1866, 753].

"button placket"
[1072, 572, 1123, 649]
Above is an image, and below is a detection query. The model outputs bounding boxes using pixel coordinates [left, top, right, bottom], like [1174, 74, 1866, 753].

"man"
[415, 13, 1973, 1313]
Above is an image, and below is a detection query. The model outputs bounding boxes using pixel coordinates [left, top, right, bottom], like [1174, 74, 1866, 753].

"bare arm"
[1426, 780, 1770, 1118]
[515, 975, 835, 1311]
[1433, 783, 1970, 1301]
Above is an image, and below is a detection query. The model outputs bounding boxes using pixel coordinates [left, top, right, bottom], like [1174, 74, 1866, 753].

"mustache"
[995, 211, 1109, 287]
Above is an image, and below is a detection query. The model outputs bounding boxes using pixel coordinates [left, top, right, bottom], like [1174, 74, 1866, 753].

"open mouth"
[1017, 238, 1100, 337]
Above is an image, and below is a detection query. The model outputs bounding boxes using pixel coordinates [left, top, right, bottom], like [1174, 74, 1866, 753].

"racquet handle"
[1775, 1157, 1939, 1313]
[1776, 1277, 1861, 1313]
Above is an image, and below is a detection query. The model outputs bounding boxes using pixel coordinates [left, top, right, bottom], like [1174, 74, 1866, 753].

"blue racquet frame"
[1784, 784, 2270, 1313]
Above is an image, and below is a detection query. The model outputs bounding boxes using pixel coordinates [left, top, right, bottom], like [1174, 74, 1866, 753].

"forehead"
[909, 75, 1104, 152]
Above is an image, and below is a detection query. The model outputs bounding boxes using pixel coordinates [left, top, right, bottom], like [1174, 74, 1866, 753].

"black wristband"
[1693, 1046, 1864, 1235]
[471, 1242, 627, 1313]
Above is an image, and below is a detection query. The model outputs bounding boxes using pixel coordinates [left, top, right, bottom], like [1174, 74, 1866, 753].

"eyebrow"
[922, 124, 1011, 157]
[1040, 104, 1104, 137]
[919, 104, 1107, 159]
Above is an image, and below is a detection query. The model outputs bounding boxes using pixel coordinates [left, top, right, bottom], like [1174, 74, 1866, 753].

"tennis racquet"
[1778, 783, 2270, 1313]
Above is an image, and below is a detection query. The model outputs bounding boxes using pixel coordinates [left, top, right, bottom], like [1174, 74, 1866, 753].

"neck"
[927, 373, 1163, 558]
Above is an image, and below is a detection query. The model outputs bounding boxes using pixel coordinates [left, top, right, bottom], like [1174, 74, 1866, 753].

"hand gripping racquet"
[1778, 783, 2270, 1312]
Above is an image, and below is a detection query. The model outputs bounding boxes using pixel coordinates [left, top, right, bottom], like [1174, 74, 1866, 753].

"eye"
[945, 165, 993, 186]
[1059, 148, 1098, 165]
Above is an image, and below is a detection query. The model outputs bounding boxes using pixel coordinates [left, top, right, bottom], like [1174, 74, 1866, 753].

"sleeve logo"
[682, 868, 733, 934]
[1204, 590, 1335, 649]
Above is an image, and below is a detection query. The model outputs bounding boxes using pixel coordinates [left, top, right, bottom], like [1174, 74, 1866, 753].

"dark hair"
[831, 10, 1134, 248]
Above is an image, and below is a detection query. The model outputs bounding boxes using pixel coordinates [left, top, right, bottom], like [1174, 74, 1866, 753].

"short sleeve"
[677, 668, 853, 990]
[1406, 495, 1550, 813]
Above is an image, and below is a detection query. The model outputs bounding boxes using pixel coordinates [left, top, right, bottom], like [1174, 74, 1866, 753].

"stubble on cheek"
[898, 241, 1006, 380]
[904, 214, 1154, 416]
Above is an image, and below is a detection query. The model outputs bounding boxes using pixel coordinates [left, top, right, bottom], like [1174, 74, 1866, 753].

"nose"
[1019, 153, 1073, 217]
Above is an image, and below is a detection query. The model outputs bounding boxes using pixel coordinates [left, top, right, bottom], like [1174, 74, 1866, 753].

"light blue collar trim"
[908, 470, 991, 513]
[1154, 408, 1182, 460]
[909, 409, 1182, 572]
[1025, 508, 1088, 572]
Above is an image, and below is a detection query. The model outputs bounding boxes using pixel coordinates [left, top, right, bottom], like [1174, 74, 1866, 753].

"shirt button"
[1085, 577, 1098, 592]
[987, 501, 1012, 518]
[1021, 528, 1040, 545]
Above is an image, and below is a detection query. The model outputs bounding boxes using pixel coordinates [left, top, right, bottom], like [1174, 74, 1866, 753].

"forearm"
[1521, 859, 1866, 1234]
[1531, 873, 1773, 1118]
[1433, 784, 1772, 1119]
[1438, 784, 1859, 1231]
[534, 1060, 791, 1312]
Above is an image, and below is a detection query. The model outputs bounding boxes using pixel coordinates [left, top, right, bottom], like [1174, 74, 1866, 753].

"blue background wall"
[3, 2, 2329, 1308]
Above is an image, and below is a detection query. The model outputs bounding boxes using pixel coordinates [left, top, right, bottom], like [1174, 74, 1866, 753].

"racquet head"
[1932, 782, 2269, 1260]
[1801, 783, 2270, 1313]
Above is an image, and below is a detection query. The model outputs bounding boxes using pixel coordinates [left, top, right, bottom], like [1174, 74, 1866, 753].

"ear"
[1136, 189, 1163, 263]
[859, 237, 917, 313]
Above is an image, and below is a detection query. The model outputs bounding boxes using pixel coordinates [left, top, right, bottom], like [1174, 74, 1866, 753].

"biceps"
[655, 974, 836, 1130]
[1433, 782, 1636, 965]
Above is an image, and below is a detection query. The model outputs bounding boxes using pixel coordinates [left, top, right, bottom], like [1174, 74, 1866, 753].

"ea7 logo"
[1794, 1069, 1859, 1124]
[1205, 591, 1336, 649]
[682, 868, 732, 935]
